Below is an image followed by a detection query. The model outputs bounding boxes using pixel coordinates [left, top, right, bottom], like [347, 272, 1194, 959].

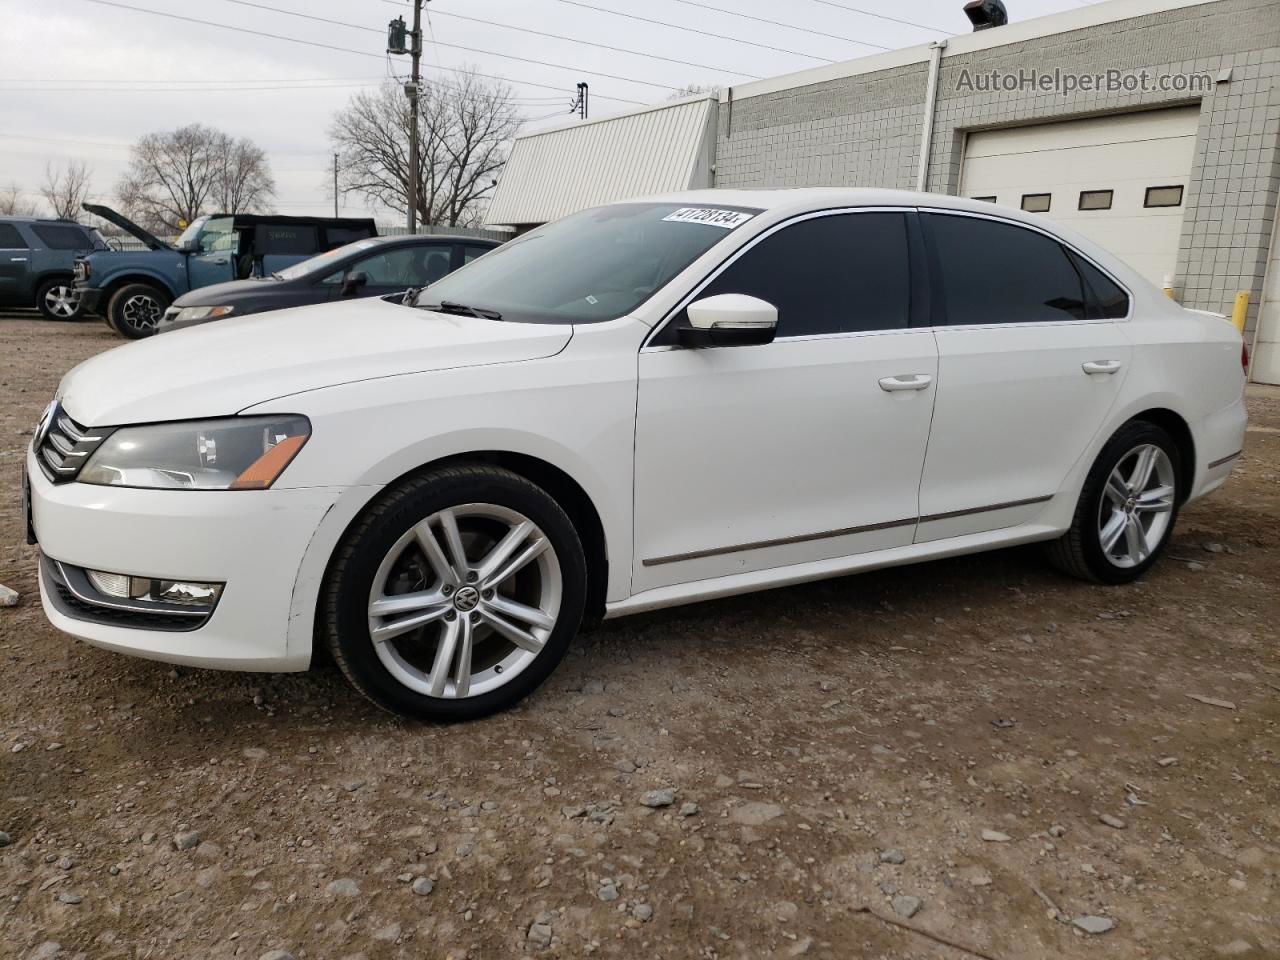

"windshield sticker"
[662, 207, 756, 229]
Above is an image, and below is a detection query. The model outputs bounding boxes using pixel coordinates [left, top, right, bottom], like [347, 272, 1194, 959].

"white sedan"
[25, 189, 1248, 720]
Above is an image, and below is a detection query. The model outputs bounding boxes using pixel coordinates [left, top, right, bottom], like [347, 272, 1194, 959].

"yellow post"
[1230, 291, 1249, 332]
[1162, 274, 1176, 299]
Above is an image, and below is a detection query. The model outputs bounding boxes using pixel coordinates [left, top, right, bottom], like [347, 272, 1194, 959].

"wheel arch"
[99, 272, 177, 304]
[306, 450, 611, 651]
[32, 269, 75, 288]
[1124, 407, 1195, 502]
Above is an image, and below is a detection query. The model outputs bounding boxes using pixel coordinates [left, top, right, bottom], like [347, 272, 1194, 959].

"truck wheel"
[108, 283, 170, 339]
[36, 278, 83, 322]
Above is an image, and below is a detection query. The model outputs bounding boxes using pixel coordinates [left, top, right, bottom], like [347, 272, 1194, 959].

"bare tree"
[117, 123, 275, 232]
[330, 69, 520, 227]
[0, 183, 40, 217]
[40, 160, 93, 221]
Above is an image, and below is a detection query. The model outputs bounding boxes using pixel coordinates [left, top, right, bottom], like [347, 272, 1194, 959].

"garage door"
[959, 106, 1200, 289]
[1253, 203, 1280, 385]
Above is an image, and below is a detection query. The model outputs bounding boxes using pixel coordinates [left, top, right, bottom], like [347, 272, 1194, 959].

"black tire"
[322, 465, 587, 721]
[35, 277, 84, 322]
[1045, 420, 1183, 584]
[107, 283, 170, 339]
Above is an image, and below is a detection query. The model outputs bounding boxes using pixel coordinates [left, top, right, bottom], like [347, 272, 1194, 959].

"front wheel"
[35, 278, 83, 321]
[1045, 421, 1182, 584]
[322, 465, 587, 721]
[107, 283, 170, 339]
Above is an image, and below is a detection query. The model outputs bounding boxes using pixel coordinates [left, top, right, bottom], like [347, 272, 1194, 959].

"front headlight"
[173, 305, 235, 323]
[79, 416, 310, 490]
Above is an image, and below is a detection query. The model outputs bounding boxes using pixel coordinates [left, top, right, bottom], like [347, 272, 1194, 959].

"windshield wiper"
[421, 299, 503, 321]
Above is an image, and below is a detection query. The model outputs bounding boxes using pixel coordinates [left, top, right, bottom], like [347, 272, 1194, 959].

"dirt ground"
[0, 311, 1277, 960]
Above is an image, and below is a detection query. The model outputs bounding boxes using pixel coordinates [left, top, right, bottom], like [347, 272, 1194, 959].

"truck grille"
[35, 404, 112, 484]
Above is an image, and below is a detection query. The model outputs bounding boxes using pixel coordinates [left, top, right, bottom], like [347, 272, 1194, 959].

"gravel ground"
[1, 312, 1277, 960]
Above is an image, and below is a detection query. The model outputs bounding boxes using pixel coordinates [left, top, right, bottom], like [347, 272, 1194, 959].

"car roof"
[361, 234, 502, 246]
[0, 216, 90, 226]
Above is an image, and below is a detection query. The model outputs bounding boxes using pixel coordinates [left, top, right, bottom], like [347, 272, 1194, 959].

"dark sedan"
[157, 234, 502, 333]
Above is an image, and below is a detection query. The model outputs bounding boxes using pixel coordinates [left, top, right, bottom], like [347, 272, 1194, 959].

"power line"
[410, 5, 764, 80]
[212, 0, 684, 91]
[662, 0, 891, 51]
[543, 0, 833, 63]
[798, 0, 952, 33]
[0, 80, 569, 104]
[70, 0, 646, 105]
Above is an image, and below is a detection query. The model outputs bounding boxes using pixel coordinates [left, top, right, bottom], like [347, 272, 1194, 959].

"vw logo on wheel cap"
[452, 586, 480, 612]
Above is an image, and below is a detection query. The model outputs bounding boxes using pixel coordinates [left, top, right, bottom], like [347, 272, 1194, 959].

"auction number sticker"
[662, 207, 755, 229]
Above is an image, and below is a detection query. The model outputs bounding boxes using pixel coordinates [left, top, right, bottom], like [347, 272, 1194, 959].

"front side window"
[0, 223, 28, 248]
[410, 202, 761, 324]
[359, 246, 452, 286]
[927, 213, 1088, 325]
[31, 224, 91, 250]
[197, 217, 236, 254]
[661, 211, 911, 342]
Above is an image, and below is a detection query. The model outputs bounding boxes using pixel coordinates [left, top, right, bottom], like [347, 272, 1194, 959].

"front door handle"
[1082, 360, 1123, 375]
[9, 257, 28, 262]
[210, 257, 229, 265]
[879, 373, 933, 392]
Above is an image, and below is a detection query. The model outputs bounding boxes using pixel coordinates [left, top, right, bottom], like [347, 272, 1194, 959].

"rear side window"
[255, 224, 319, 256]
[1068, 250, 1130, 319]
[31, 224, 90, 250]
[926, 214, 1087, 325]
[0, 223, 28, 248]
[673, 211, 911, 339]
[323, 225, 376, 250]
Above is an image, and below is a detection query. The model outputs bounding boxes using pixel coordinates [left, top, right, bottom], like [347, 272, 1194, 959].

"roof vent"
[963, 0, 1008, 30]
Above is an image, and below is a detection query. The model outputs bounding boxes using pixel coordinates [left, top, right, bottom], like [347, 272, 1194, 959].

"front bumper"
[74, 285, 104, 314]
[28, 444, 344, 671]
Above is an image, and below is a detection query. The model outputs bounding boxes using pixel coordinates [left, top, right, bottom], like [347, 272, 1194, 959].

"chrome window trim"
[640, 205, 918, 352]
[916, 206, 1135, 324]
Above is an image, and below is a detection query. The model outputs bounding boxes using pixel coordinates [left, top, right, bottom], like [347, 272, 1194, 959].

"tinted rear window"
[32, 224, 91, 250]
[927, 214, 1088, 325]
[255, 224, 319, 256]
[0, 223, 28, 248]
[1067, 250, 1129, 319]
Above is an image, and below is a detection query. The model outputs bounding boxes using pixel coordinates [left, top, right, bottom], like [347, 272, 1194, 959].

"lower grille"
[35, 404, 111, 484]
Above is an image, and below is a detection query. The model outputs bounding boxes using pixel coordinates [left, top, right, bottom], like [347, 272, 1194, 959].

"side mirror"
[342, 271, 369, 296]
[678, 293, 778, 348]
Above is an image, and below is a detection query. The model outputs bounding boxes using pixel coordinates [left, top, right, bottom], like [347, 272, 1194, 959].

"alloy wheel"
[121, 294, 163, 332]
[367, 503, 562, 699]
[1097, 443, 1176, 568]
[44, 284, 79, 318]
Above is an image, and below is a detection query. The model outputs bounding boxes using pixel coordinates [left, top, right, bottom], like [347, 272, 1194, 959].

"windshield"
[411, 202, 761, 324]
[273, 237, 384, 280]
[176, 217, 208, 249]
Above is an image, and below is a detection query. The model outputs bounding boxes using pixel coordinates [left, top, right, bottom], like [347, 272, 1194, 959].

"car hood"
[59, 296, 574, 426]
[171, 277, 285, 307]
[82, 203, 173, 251]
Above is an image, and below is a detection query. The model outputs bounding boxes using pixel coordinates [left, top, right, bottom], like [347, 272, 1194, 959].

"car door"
[328, 243, 455, 301]
[632, 209, 939, 593]
[0, 222, 31, 305]
[186, 216, 238, 288]
[915, 210, 1133, 542]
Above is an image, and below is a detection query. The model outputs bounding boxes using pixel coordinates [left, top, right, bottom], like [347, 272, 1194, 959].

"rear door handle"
[9, 257, 28, 262]
[1082, 360, 1123, 375]
[211, 258, 229, 265]
[879, 374, 933, 392]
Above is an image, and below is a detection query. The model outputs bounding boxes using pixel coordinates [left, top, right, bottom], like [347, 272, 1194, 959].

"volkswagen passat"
[25, 189, 1248, 720]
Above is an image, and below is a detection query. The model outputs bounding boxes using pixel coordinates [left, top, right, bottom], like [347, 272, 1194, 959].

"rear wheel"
[1045, 421, 1182, 584]
[108, 283, 170, 339]
[323, 465, 587, 721]
[35, 278, 83, 321]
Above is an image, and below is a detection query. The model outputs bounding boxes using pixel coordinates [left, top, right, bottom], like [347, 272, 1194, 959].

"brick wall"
[716, 0, 1280, 330]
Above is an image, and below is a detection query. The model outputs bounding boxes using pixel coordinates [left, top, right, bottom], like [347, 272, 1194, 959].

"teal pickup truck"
[74, 204, 377, 338]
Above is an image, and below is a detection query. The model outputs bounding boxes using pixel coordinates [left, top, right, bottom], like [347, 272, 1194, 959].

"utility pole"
[406, 0, 424, 233]
[576, 82, 589, 120]
[332, 153, 339, 218]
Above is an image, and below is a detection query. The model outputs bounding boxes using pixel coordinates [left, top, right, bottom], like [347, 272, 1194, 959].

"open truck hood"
[83, 203, 173, 251]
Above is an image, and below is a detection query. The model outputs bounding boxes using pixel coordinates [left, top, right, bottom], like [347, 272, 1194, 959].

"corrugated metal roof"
[486, 96, 718, 227]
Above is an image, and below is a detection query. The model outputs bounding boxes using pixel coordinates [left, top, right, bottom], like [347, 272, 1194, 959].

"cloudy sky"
[1, 0, 1093, 223]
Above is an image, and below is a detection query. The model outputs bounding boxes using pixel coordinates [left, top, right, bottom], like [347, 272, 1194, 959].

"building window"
[971, 196, 997, 203]
[1144, 185, 1184, 208]
[1021, 193, 1051, 213]
[1078, 190, 1113, 211]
